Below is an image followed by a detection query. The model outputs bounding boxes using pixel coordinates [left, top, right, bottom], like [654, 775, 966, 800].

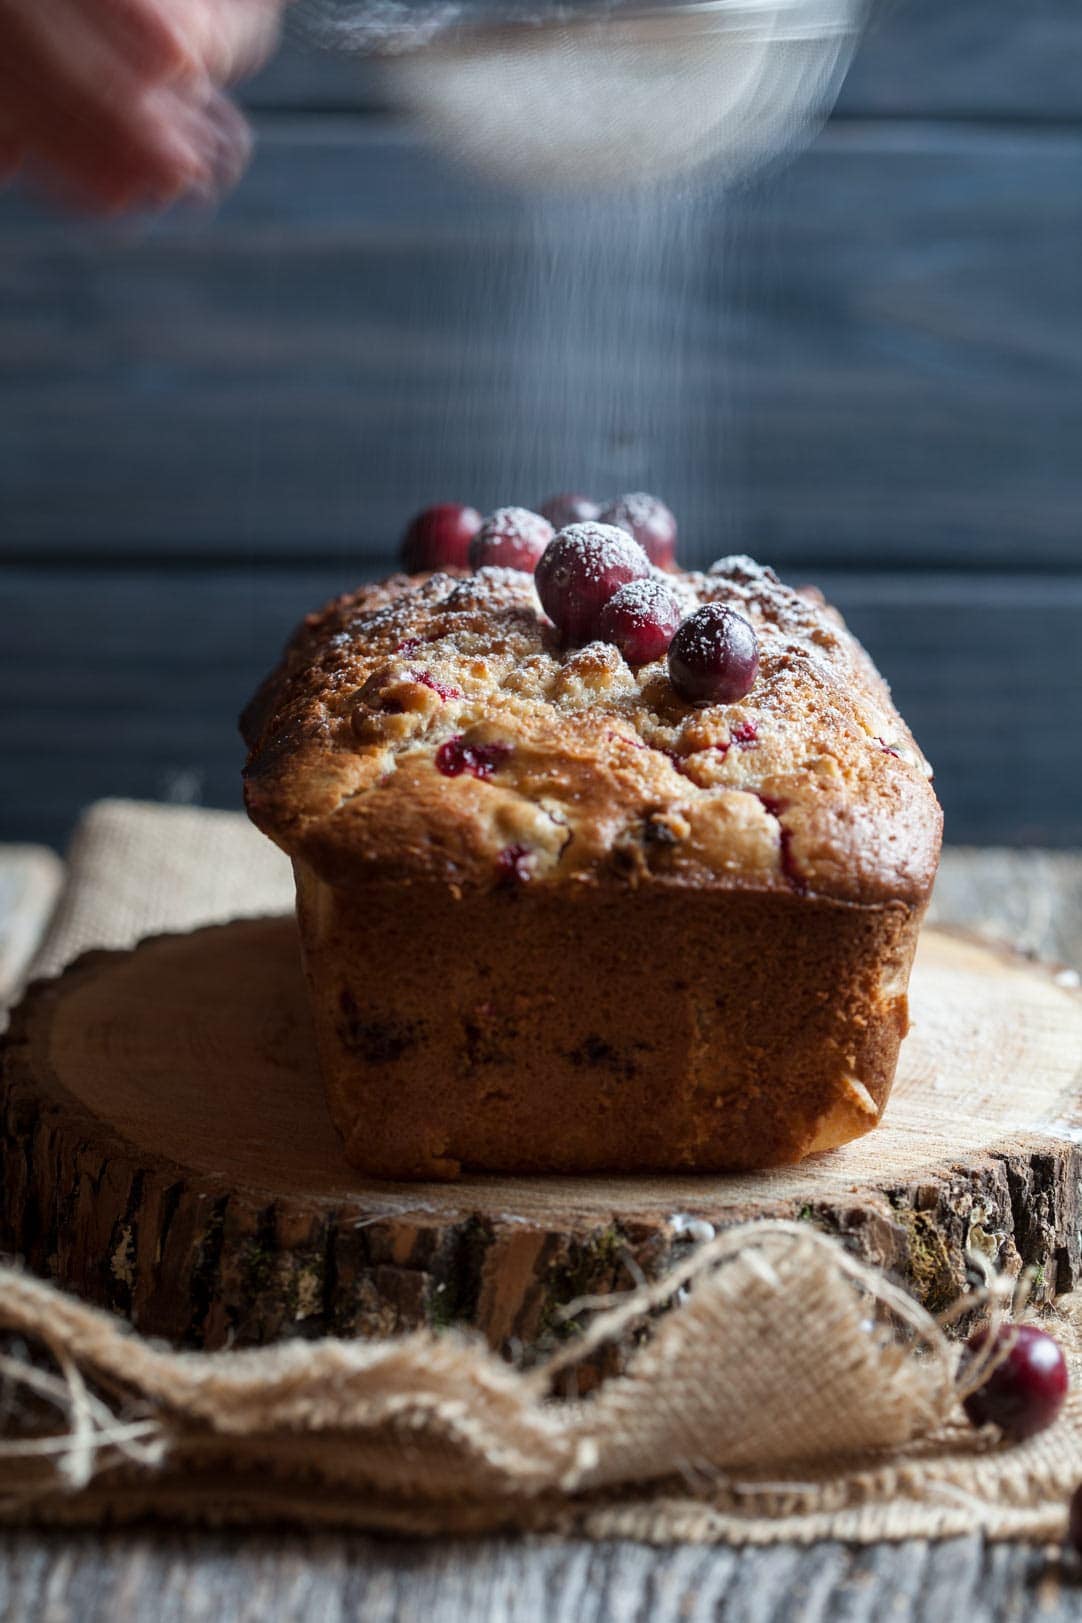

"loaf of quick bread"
[242, 525, 942, 1180]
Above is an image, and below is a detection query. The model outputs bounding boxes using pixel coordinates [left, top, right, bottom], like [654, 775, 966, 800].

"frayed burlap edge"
[1, 1221, 1078, 1545]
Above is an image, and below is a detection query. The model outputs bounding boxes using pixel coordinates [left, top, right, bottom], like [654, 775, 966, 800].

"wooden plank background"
[1, 0, 1080, 849]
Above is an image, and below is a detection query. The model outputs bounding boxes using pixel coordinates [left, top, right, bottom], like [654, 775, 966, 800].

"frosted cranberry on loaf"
[242, 530, 941, 1180]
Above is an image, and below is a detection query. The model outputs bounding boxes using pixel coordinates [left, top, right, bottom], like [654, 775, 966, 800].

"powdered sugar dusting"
[470, 506, 555, 570]
[673, 602, 748, 662]
[708, 554, 779, 585]
[548, 522, 650, 585]
[668, 598, 760, 703]
[597, 575, 684, 664]
[601, 491, 675, 534]
[480, 507, 552, 543]
[598, 491, 678, 567]
[605, 575, 680, 621]
[535, 522, 653, 641]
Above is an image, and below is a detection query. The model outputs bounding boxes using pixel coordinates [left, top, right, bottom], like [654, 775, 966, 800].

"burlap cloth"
[1, 799, 1079, 1545]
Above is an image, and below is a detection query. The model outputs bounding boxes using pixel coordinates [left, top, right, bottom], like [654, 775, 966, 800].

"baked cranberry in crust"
[242, 559, 942, 1180]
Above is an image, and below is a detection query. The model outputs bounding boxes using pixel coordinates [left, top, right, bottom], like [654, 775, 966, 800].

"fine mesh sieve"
[300, 0, 868, 187]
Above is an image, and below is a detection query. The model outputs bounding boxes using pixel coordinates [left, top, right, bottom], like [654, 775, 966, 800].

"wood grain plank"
[0, 568, 1079, 851]
[2, 121, 1082, 567]
[241, 2, 1082, 122]
[0, 1531, 1075, 1622]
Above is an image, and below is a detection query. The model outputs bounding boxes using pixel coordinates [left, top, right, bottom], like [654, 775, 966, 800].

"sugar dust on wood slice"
[0, 918, 1078, 1354]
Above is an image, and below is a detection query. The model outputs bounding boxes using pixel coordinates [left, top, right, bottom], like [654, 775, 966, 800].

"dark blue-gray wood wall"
[2, 0, 1081, 849]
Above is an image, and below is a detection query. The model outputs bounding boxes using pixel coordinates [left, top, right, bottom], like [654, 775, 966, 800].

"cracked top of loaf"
[241, 558, 942, 906]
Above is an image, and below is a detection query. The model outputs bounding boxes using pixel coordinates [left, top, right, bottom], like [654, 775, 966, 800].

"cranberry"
[597, 577, 683, 666]
[400, 504, 481, 572]
[962, 1324, 1069, 1441]
[435, 735, 511, 780]
[496, 843, 532, 884]
[1069, 1482, 1082, 1555]
[539, 492, 600, 530]
[668, 604, 759, 704]
[715, 719, 758, 758]
[757, 793, 806, 893]
[468, 506, 554, 572]
[409, 670, 461, 702]
[598, 492, 678, 569]
[534, 523, 651, 644]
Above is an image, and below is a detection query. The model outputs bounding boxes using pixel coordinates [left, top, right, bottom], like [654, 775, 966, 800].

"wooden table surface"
[0, 843, 1079, 1622]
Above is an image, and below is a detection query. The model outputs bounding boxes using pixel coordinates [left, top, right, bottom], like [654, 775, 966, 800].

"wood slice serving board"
[1, 918, 1079, 1355]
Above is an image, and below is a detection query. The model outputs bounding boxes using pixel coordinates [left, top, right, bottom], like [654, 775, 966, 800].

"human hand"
[0, 0, 286, 212]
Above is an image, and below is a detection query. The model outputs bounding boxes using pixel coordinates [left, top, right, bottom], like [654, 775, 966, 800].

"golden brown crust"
[242, 560, 942, 908]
